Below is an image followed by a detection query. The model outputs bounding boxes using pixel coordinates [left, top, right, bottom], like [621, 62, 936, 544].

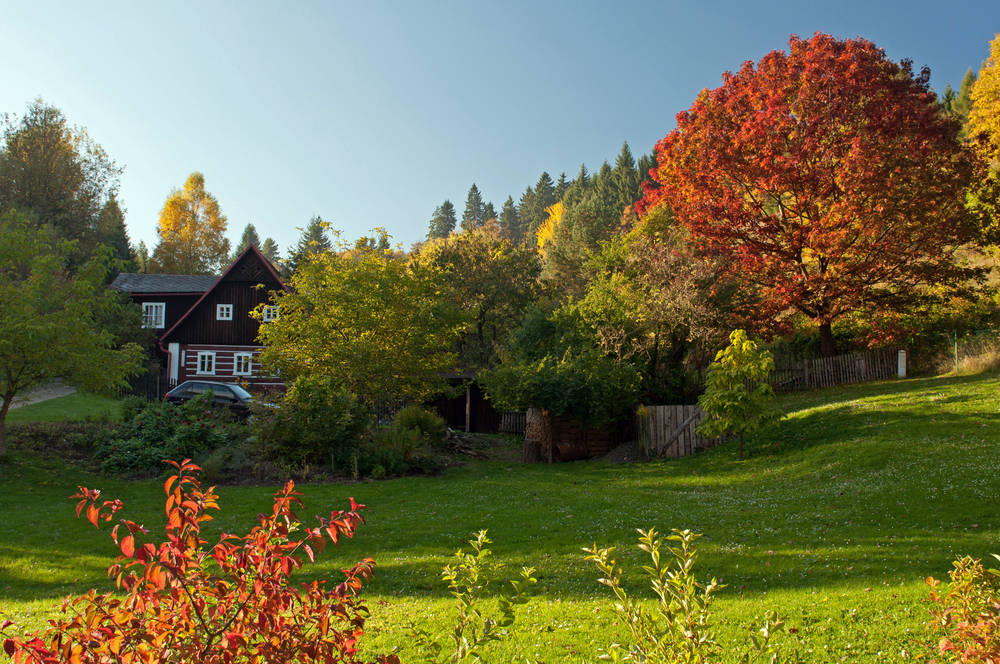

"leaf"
[121, 535, 135, 558]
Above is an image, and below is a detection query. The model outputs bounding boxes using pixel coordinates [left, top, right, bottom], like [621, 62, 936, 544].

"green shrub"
[252, 376, 370, 473]
[94, 394, 244, 476]
[586, 528, 801, 664]
[480, 348, 641, 427]
[392, 405, 446, 446]
[409, 530, 536, 663]
[927, 554, 1000, 662]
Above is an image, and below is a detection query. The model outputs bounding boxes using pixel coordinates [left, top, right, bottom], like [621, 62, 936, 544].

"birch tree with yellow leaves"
[150, 172, 231, 274]
[968, 33, 1000, 241]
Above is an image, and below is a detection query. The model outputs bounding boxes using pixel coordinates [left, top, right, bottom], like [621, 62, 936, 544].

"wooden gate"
[637, 405, 723, 458]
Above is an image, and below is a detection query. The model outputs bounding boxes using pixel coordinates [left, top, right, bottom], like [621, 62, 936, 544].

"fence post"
[897, 349, 907, 379]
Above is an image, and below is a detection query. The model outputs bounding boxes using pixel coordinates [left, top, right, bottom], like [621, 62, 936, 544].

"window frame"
[196, 351, 216, 375]
[261, 305, 279, 322]
[233, 352, 253, 376]
[142, 302, 166, 329]
[216, 304, 233, 321]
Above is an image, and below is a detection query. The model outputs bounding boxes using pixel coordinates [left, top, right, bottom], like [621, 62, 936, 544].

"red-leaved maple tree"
[639, 32, 977, 355]
[1, 459, 397, 664]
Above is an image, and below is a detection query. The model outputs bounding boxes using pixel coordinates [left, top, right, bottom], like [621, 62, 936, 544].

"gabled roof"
[159, 244, 287, 350]
[110, 273, 218, 294]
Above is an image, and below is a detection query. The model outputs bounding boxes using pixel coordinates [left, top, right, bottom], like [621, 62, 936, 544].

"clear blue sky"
[2, 1, 997, 255]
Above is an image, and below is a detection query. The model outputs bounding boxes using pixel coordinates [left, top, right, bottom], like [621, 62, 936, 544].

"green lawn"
[1, 374, 998, 662]
[6, 392, 121, 424]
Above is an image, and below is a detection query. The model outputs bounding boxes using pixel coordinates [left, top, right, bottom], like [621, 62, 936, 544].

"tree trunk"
[0, 396, 10, 460]
[819, 322, 836, 357]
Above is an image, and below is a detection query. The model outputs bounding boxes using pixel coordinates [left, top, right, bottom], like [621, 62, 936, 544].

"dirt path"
[8, 380, 77, 410]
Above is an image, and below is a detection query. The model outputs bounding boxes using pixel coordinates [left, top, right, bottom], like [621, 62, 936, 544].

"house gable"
[159, 245, 286, 349]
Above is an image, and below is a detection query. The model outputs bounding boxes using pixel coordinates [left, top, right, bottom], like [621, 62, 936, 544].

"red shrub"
[1, 459, 397, 664]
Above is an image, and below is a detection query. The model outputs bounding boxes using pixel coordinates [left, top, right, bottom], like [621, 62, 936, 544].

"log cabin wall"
[167, 253, 283, 347]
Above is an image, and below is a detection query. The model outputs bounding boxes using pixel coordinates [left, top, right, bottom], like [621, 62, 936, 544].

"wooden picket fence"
[766, 348, 902, 392]
[499, 411, 526, 435]
[637, 405, 723, 458]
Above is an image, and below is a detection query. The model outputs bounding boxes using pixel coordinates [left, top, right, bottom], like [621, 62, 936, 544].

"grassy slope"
[6, 392, 121, 423]
[1, 374, 998, 662]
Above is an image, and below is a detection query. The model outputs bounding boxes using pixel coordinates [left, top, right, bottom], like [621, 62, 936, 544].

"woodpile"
[522, 408, 622, 463]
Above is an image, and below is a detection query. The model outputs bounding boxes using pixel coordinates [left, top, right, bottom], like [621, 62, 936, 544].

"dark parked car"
[164, 380, 254, 415]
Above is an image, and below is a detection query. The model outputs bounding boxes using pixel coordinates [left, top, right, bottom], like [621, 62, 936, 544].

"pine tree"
[427, 200, 457, 239]
[483, 201, 497, 222]
[288, 216, 332, 272]
[576, 163, 590, 188]
[499, 196, 520, 241]
[462, 184, 487, 231]
[234, 223, 261, 259]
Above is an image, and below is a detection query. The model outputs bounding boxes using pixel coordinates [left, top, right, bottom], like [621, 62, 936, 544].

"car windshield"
[230, 385, 252, 400]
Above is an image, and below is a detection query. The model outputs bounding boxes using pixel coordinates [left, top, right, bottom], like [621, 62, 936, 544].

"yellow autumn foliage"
[535, 201, 564, 259]
[150, 172, 231, 275]
[970, 33, 1000, 163]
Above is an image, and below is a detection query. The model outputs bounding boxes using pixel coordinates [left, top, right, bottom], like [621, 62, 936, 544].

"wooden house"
[111, 245, 286, 390]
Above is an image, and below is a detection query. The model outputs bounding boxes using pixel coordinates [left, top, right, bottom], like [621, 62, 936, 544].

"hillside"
[1, 372, 998, 662]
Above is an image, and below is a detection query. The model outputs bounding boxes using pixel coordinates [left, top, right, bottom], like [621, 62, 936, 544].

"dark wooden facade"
[162, 251, 284, 346]
[159, 246, 287, 389]
[131, 293, 202, 334]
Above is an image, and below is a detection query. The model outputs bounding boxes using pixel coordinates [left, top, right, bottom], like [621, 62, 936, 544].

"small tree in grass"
[697, 329, 777, 459]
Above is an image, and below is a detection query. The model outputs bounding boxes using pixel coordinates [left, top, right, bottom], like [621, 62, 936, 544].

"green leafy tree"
[0, 99, 123, 255]
[287, 215, 332, 272]
[415, 226, 540, 369]
[427, 199, 457, 239]
[0, 212, 144, 459]
[697, 329, 778, 459]
[461, 184, 487, 231]
[149, 172, 231, 275]
[255, 231, 468, 404]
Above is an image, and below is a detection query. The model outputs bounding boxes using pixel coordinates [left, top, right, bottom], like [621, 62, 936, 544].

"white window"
[197, 351, 216, 375]
[233, 352, 253, 376]
[262, 305, 279, 322]
[217, 304, 233, 321]
[142, 302, 166, 329]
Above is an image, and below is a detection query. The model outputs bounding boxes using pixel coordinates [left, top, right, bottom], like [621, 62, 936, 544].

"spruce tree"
[462, 184, 487, 231]
[483, 201, 497, 222]
[427, 200, 457, 239]
[955, 68, 977, 121]
[521, 172, 557, 239]
[259, 237, 280, 264]
[518, 186, 536, 244]
[234, 223, 262, 259]
[611, 142, 640, 214]
[288, 216, 332, 272]
[96, 195, 136, 269]
[555, 172, 569, 199]
[499, 196, 520, 241]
